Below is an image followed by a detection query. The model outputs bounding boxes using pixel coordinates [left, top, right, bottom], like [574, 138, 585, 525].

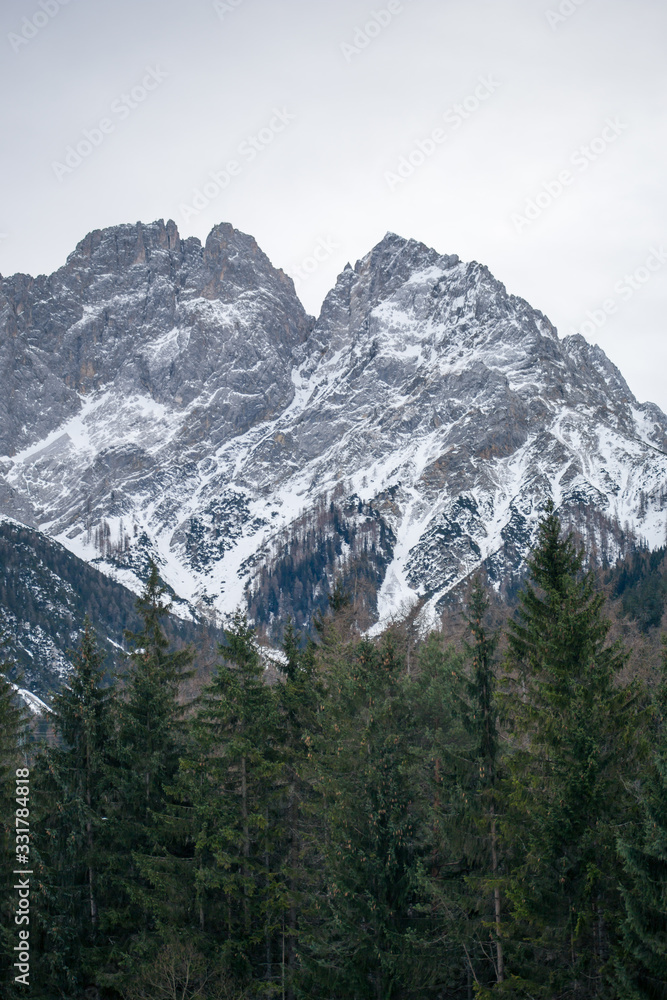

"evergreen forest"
[1, 504, 666, 999]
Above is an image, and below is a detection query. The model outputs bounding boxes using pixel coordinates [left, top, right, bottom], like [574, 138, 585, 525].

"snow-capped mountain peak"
[2, 222, 666, 651]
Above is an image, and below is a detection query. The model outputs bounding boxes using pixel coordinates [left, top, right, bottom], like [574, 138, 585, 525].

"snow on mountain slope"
[1, 222, 666, 634]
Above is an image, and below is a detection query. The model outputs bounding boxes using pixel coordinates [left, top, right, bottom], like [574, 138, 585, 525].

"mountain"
[0, 517, 217, 698]
[1, 220, 666, 645]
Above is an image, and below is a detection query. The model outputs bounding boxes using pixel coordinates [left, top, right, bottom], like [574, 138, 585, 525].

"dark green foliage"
[9, 510, 666, 999]
[96, 563, 195, 995]
[464, 579, 500, 783]
[413, 582, 507, 997]
[32, 619, 115, 996]
[607, 545, 667, 632]
[273, 618, 322, 997]
[499, 502, 645, 999]
[402, 632, 476, 997]
[302, 633, 456, 999]
[117, 561, 195, 827]
[614, 639, 667, 999]
[459, 578, 505, 990]
[176, 612, 283, 988]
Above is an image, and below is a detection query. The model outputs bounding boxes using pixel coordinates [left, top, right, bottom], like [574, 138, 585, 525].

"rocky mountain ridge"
[1, 220, 666, 648]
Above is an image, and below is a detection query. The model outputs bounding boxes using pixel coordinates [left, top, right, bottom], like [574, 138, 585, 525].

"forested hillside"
[0, 519, 219, 697]
[1, 505, 666, 999]
[606, 543, 667, 633]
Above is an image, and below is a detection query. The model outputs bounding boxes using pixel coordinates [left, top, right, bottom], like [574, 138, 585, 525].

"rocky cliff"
[2, 221, 666, 643]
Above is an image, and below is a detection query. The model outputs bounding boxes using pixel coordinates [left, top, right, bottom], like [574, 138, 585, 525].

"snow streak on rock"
[2, 222, 667, 633]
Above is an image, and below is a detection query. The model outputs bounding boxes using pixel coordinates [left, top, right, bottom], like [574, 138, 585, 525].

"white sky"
[1, 0, 666, 408]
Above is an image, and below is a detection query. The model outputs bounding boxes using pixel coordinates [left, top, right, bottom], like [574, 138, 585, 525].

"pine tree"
[304, 635, 440, 999]
[273, 618, 322, 999]
[101, 562, 195, 991]
[460, 577, 505, 991]
[411, 587, 507, 997]
[178, 612, 282, 990]
[33, 618, 115, 995]
[499, 502, 644, 998]
[614, 638, 667, 999]
[405, 630, 477, 998]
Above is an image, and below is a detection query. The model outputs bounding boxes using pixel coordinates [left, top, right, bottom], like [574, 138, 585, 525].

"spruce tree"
[33, 618, 115, 996]
[412, 588, 507, 997]
[120, 563, 195, 820]
[304, 635, 438, 1000]
[406, 630, 477, 997]
[615, 639, 667, 999]
[178, 612, 282, 989]
[460, 577, 505, 990]
[499, 502, 644, 999]
[102, 562, 194, 990]
[273, 618, 322, 999]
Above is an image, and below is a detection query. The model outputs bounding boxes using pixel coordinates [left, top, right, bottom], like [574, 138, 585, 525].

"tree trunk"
[287, 782, 298, 1000]
[241, 754, 250, 931]
[86, 738, 98, 928]
[490, 803, 504, 983]
[265, 805, 271, 982]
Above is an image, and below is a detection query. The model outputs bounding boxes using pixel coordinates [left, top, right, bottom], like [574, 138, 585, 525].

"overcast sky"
[1, 0, 666, 409]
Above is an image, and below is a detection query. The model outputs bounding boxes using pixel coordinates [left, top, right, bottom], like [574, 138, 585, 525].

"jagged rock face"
[0, 220, 312, 456]
[1, 223, 667, 634]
